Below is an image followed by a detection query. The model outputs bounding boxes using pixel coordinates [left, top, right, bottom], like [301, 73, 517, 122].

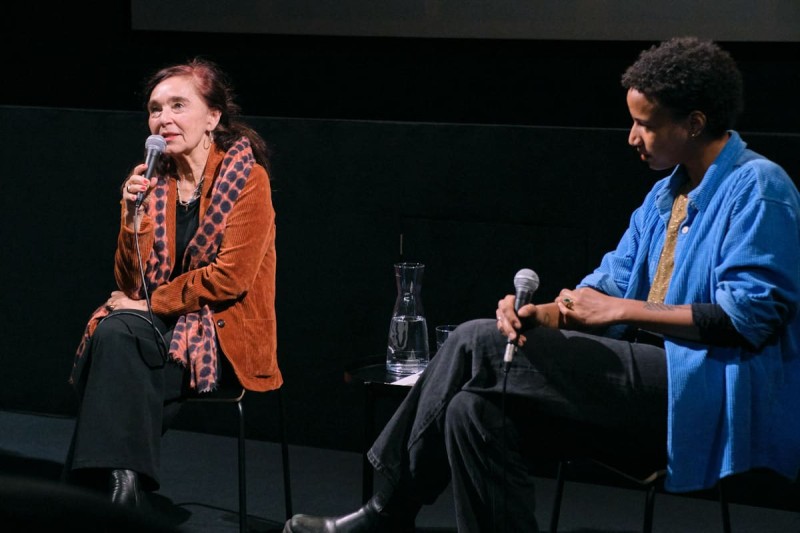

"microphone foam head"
[514, 268, 540, 292]
[145, 134, 167, 153]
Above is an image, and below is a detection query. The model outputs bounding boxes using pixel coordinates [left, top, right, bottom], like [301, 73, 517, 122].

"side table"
[344, 355, 419, 503]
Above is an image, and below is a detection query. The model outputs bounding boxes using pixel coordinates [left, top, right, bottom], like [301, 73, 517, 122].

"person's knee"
[447, 318, 499, 346]
[92, 314, 131, 343]
[94, 312, 135, 336]
[445, 391, 485, 438]
[433, 319, 505, 373]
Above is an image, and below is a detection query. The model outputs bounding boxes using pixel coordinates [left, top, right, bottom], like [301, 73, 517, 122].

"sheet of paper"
[390, 371, 422, 386]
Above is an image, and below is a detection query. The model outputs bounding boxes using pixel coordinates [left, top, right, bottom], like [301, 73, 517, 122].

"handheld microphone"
[135, 134, 167, 209]
[503, 268, 540, 371]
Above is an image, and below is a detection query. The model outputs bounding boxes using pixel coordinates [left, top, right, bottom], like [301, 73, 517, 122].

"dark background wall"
[4, 3, 799, 131]
[1, 3, 798, 453]
[130, 0, 800, 41]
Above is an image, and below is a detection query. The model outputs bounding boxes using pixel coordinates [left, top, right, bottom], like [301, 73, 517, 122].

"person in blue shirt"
[285, 37, 800, 533]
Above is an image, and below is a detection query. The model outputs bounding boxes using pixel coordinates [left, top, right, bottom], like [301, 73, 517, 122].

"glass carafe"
[386, 262, 430, 374]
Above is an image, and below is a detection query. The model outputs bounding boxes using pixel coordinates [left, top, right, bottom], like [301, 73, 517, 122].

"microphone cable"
[102, 136, 170, 362]
[130, 207, 169, 364]
[501, 342, 512, 533]
[498, 268, 538, 533]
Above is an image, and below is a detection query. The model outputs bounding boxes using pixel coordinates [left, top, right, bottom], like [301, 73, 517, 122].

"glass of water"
[435, 324, 459, 351]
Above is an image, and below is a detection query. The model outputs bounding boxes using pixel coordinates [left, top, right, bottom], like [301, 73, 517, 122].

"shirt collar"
[656, 131, 746, 215]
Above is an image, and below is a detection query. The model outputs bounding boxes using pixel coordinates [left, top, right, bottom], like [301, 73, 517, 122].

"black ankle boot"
[109, 469, 143, 507]
[283, 489, 417, 533]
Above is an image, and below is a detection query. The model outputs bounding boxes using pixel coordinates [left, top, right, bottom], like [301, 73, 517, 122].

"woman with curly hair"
[285, 37, 800, 532]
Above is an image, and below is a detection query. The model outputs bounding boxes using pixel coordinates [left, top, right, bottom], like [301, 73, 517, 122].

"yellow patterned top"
[647, 183, 692, 303]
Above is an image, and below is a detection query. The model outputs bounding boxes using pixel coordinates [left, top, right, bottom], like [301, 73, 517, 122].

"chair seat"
[566, 457, 666, 487]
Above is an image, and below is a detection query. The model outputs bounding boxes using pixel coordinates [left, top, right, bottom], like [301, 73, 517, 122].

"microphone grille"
[145, 134, 167, 153]
[514, 268, 540, 292]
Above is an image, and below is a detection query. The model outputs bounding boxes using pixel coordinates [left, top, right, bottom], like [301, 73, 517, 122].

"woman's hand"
[122, 163, 157, 228]
[104, 290, 147, 312]
[495, 294, 540, 346]
[556, 286, 621, 328]
[123, 163, 156, 206]
[496, 286, 624, 345]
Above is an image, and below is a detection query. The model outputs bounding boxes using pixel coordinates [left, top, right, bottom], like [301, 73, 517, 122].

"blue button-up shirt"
[580, 131, 800, 492]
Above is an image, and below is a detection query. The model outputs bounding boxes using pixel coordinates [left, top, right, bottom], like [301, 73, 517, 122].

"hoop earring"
[203, 132, 212, 150]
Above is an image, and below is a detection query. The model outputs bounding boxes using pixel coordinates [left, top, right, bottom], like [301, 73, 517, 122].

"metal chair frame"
[186, 386, 293, 533]
[548, 458, 730, 533]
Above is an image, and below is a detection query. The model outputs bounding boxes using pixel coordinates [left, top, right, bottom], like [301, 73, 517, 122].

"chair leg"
[718, 480, 731, 533]
[549, 460, 567, 533]
[237, 399, 247, 533]
[277, 388, 293, 519]
[550, 459, 663, 533]
[643, 482, 657, 533]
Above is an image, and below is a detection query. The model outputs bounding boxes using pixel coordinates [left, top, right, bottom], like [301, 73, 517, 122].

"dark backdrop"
[131, 0, 800, 41]
[1, 3, 799, 453]
[1, 106, 798, 452]
[3, 3, 799, 132]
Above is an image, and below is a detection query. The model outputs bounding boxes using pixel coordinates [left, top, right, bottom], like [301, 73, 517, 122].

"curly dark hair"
[142, 57, 272, 175]
[621, 37, 744, 137]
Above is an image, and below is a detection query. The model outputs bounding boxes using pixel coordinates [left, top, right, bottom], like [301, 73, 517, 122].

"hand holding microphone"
[127, 134, 166, 210]
[499, 268, 540, 372]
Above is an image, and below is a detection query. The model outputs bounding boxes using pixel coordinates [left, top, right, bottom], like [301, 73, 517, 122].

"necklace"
[177, 177, 204, 207]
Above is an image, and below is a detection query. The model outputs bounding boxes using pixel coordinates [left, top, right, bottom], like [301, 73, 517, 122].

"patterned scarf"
[72, 138, 254, 393]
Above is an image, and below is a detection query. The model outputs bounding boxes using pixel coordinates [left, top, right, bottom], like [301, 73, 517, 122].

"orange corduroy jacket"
[114, 144, 281, 392]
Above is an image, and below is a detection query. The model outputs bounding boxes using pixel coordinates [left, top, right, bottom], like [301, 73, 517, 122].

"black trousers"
[65, 310, 189, 491]
[368, 319, 668, 532]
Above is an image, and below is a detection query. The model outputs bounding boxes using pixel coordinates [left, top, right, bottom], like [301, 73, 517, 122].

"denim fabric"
[368, 318, 667, 531]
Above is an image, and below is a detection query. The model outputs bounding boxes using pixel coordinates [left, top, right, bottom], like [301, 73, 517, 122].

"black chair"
[185, 383, 293, 533]
[548, 458, 730, 533]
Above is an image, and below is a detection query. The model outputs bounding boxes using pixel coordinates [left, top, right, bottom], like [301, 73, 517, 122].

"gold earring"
[203, 132, 211, 149]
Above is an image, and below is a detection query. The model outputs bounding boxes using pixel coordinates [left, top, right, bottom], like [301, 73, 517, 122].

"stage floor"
[1, 409, 797, 532]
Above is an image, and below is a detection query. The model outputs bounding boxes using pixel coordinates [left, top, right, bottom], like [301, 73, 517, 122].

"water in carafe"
[387, 262, 429, 374]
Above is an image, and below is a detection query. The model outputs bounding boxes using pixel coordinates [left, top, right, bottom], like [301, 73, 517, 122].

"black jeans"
[368, 318, 668, 532]
[66, 310, 189, 490]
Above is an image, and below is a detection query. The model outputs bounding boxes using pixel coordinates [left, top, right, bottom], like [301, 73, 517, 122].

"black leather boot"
[109, 469, 143, 507]
[283, 488, 417, 533]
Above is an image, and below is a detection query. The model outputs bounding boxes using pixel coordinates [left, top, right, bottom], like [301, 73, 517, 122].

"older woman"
[66, 57, 281, 507]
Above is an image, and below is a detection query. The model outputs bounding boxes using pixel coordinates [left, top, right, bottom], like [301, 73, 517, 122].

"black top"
[171, 197, 200, 280]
